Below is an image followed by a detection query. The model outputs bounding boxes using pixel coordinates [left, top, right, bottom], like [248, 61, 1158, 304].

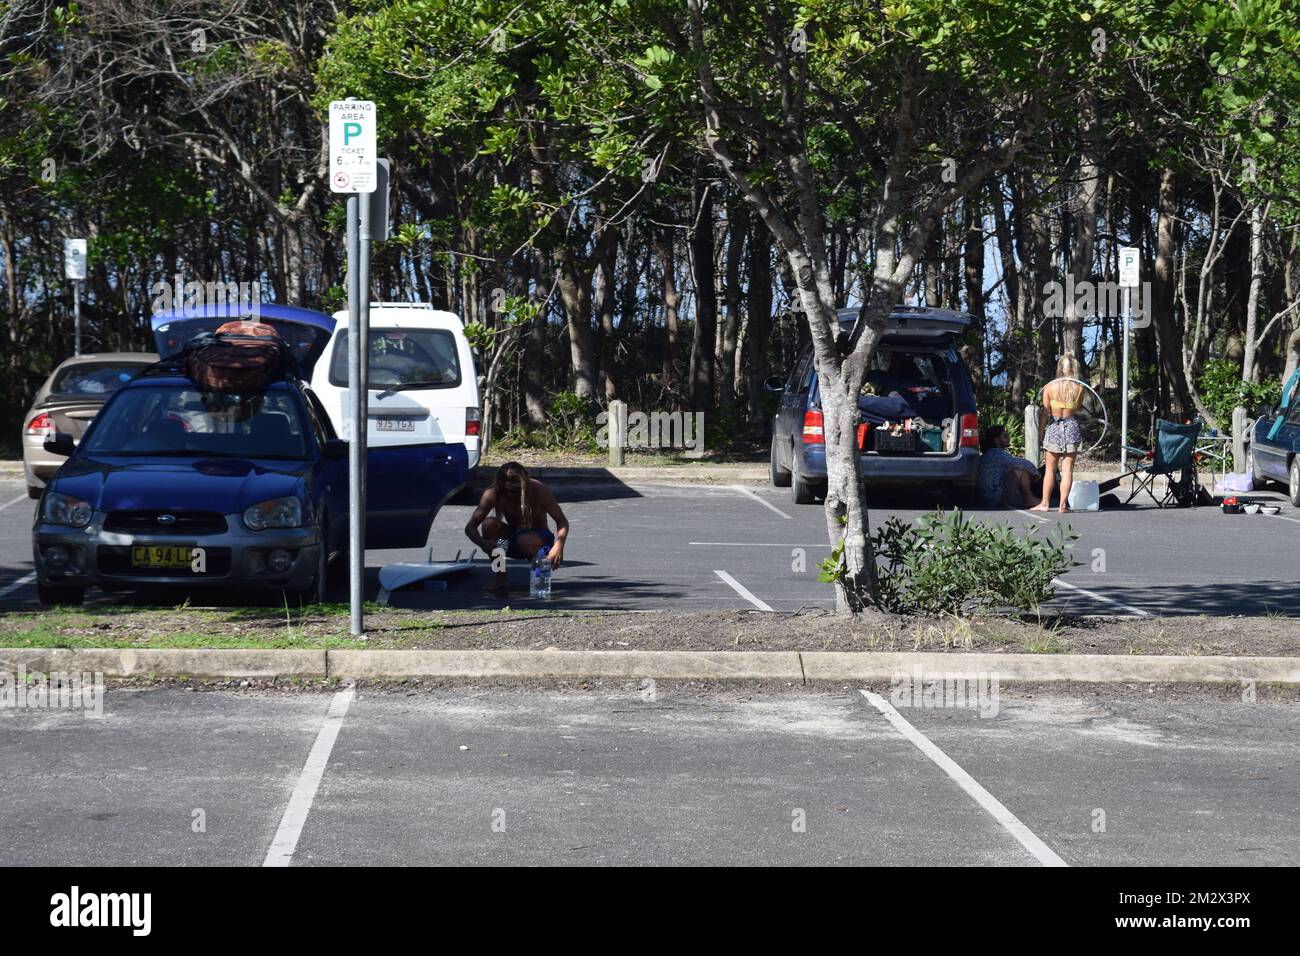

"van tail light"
[26, 412, 52, 437]
[802, 409, 824, 444]
[960, 413, 980, 448]
[465, 407, 481, 437]
[856, 422, 870, 450]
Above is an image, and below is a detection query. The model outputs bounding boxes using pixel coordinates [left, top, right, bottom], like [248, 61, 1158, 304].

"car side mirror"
[763, 374, 786, 393]
[322, 438, 349, 460]
[44, 433, 75, 457]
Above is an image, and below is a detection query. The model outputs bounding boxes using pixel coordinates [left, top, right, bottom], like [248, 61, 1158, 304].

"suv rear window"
[329, 328, 461, 390]
[51, 363, 148, 396]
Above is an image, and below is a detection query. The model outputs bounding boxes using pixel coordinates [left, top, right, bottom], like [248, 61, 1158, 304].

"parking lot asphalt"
[0, 683, 1294, 866]
[2, 476, 1298, 616]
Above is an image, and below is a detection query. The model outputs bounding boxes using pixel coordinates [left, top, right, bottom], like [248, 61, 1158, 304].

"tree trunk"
[720, 202, 747, 411]
[746, 219, 773, 428]
[688, 179, 717, 411]
[961, 191, 986, 388]
[655, 228, 682, 396]
[1151, 166, 1192, 417]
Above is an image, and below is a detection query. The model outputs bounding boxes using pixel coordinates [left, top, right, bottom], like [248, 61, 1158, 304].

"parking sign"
[329, 100, 377, 194]
[1119, 246, 1140, 287]
[64, 238, 87, 280]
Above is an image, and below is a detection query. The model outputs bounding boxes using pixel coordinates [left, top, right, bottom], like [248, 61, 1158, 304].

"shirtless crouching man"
[465, 461, 569, 597]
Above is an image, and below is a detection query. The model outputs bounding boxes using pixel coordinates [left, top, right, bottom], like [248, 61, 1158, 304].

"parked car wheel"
[791, 455, 819, 505]
[1290, 458, 1300, 507]
[290, 534, 330, 605]
[1250, 444, 1271, 490]
[37, 582, 84, 606]
[27, 484, 42, 500]
[770, 438, 791, 487]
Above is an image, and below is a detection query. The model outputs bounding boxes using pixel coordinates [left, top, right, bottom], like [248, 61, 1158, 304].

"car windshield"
[50, 363, 148, 396]
[329, 328, 461, 390]
[81, 384, 308, 459]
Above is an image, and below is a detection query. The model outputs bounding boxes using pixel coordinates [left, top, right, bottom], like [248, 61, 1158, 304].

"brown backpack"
[185, 324, 289, 394]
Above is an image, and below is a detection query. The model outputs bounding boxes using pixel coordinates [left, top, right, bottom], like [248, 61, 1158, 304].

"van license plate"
[376, 418, 414, 432]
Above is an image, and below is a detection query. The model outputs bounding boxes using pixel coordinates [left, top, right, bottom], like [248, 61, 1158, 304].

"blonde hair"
[1046, 356, 1084, 408]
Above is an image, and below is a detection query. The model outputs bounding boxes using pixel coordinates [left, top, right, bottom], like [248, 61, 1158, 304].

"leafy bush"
[866, 509, 1078, 615]
[1198, 359, 1280, 431]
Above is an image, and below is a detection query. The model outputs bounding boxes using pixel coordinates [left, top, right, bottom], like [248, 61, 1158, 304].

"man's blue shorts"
[503, 526, 555, 560]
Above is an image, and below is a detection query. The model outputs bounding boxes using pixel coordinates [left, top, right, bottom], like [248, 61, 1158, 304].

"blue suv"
[769, 307, 980, 504]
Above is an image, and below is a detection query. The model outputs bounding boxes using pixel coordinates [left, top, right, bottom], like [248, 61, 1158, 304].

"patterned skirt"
[1043, 416, 1083, 454]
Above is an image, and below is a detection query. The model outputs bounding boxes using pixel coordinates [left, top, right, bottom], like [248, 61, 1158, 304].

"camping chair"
[1099, 419, 1202, 508]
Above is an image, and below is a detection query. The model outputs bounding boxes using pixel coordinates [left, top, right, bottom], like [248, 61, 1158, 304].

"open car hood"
[836, 306, 971, 347]
[151, 303, 336, 379]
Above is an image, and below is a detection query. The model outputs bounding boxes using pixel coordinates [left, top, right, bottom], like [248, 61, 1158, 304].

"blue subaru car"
[32, 304, 468, 606]
[768, 306, 980, 504]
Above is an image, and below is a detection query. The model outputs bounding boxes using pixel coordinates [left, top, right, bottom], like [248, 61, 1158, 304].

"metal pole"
[1120, 286, 1130, 471]
[73, 279, 81, 355]
[346, 192, 364, 638]
[358, 187, 372, 579]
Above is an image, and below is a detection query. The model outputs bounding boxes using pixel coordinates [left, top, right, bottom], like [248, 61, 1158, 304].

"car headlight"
[44, 492, 94, 528]
[243, 496, 302, 531]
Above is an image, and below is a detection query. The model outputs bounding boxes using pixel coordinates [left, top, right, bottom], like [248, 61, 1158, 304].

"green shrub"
[1198, 359, 1280, 431]
[866, 509, 1078, 615]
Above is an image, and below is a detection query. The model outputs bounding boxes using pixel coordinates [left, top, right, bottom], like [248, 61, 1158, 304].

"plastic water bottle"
[530, 547, 552, 600]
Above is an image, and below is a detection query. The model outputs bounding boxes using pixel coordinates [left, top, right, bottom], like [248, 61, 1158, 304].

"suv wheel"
[1251, 444, 1270, 490]
[38, 582, 84, 606]
[770, 439, 791, 487]
[1290, 458, 1300, 508]
[791, 455, 818, 505]
[27, 484, 42, 500]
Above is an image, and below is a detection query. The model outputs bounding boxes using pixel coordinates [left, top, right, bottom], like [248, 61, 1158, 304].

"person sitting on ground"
[464, 461, 569, 597]
[977, 425, 1042, 508]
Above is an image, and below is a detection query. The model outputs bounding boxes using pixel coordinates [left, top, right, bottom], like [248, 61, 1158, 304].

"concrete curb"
[0, 647, 1296, 683]
[0, 647, 327, 678]
[328, 649, 804, 680]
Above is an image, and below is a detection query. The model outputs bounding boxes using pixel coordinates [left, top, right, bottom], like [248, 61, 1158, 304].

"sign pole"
[1121, 287, 1130, 471]
[346, 192, 364, 638]
[64, 238, 87, 355]
[73, 279, 81, 356]
[1118, 246, 1140, 473]
[330, 96, 378, 640]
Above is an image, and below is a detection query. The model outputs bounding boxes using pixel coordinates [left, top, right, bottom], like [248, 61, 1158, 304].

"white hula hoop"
[1043, 377, 1109, 453]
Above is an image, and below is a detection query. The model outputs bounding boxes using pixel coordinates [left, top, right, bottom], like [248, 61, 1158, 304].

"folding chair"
[1098, 419, 1202, 508]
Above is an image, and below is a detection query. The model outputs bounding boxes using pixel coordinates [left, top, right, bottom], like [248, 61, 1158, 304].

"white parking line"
[860, 691, 1068, 867]
[729, 485, 793, 520]
[691, 541, 832, 547]
[264, 685, 355, 867]
[1261, 512, 1300, 525]
[0, 493, 31, 512]
[1051, 577, 1150, 617]
[713, 569, 774, 611]
[0, 571, 35, 599]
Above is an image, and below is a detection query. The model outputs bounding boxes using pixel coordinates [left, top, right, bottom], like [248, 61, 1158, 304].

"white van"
[313, 303, 480, 470]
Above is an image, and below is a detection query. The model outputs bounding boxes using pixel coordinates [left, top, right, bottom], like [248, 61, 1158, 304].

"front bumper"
[33, 512, 323, 592]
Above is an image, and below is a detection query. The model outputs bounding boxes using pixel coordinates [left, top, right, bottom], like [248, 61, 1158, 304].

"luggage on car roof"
[183, 322, 295, 394]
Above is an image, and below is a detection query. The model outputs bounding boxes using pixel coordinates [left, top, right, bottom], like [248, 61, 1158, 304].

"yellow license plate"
[131, 546, 195, 569]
